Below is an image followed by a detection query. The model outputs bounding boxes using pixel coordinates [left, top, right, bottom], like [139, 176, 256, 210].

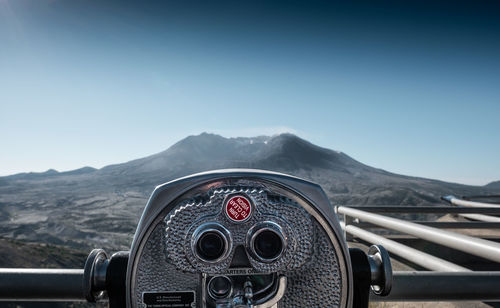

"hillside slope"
[0, 133, 497, 251]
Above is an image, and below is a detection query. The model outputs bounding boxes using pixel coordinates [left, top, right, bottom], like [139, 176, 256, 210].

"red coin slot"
[225, 195, 253, 222]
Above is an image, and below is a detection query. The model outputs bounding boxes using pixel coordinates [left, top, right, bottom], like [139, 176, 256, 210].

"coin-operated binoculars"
[83, 169, 392, 307]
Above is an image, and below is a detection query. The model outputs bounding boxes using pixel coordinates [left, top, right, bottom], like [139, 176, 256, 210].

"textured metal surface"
[165, 186, 314, 274]
[135, 224, 200, 306]
[131, 179, 345, 308]
[281, 222, 343, 307]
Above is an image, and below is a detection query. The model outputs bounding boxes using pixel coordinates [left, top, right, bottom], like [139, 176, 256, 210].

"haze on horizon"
[1, 0, 499, 186]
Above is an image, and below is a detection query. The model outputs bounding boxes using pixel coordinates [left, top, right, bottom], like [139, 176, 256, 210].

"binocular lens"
[247, 222, 286, 263]
[254, 229, 284, 260]
[197, 231, 225, 261]
[208, 276, 232, 299]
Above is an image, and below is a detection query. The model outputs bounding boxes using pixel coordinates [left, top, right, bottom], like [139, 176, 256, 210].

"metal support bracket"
[349, 245, 393, 307]
[83, 248, 109, 302]
[83, 249, 129, 307]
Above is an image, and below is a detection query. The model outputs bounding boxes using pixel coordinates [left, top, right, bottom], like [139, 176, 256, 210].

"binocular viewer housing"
[84, 169, 392, 308]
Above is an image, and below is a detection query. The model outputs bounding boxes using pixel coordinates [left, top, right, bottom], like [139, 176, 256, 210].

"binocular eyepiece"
[193, 223, 231, 263]
[247, 221, 286, 263]
[192, 221, 286, 265]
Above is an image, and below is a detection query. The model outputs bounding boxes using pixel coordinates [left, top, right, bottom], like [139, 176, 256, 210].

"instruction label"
[143, 291, 195, 308]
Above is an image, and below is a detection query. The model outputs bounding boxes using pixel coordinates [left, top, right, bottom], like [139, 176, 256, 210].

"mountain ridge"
[0, 133, 498, 251]
[4, 133, 496, 187]
[485, 180, 500, 189]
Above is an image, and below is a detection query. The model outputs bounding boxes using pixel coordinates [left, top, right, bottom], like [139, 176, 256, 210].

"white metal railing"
[442, 195, 500, 208]
[340, 222, 469, 272]
[340, 197, 500, 301]
[338, 205, 500, 263]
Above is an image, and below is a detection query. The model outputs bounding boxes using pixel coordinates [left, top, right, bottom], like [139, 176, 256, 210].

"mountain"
[0, 133, 498, 251]
[4, 167, 97, 181]
[485, 180, 500, 189]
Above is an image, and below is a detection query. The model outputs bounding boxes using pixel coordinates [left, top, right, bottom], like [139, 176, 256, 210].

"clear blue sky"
[1, 0, 499, 185]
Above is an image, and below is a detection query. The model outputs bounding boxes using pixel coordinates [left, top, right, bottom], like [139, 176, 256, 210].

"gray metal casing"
[126, 169, 354, 308]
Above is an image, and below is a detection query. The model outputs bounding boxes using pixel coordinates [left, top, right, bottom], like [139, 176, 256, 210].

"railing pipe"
[340, 222, 470, 272]
[0, 268, 84, 301]
[353, 221, 500, 229]
[459, 213, 500, 223]
[338, 206, 500, 263]
[442, 195, 500, 208]
[339, 206, 500, 214]
[441, 196, 500, 222]
[372, 271, 500, 301]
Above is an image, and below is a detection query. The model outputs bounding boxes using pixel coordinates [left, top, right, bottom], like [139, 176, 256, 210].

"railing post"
[339, 204, 355, 242]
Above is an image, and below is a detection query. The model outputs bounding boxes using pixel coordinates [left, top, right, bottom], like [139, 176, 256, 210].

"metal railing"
[442, 195, 500, 222]
[442, 195, 500, 208]
[0, 268, 84, 301]
[339, 196, 500, 301]
[373, 271, 500, 301]
[338, 206, 500, 263]
[340, 222, 470, 272]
